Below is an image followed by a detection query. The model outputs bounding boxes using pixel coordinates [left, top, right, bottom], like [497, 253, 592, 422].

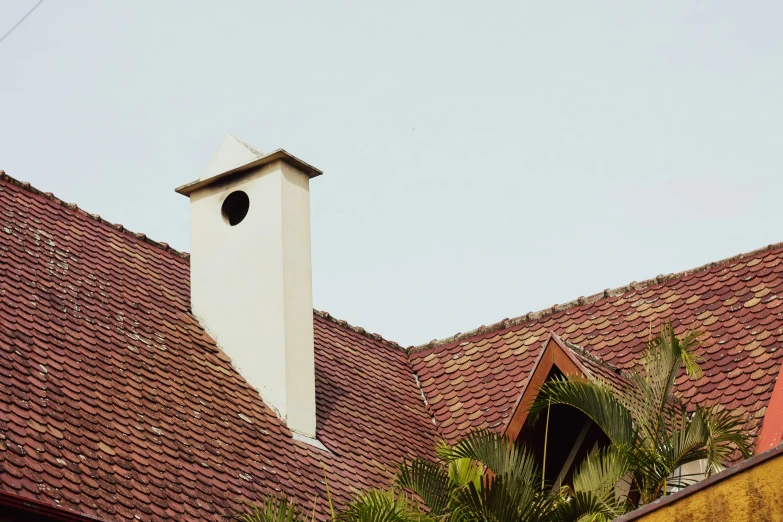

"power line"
[0, 0, 46, 46]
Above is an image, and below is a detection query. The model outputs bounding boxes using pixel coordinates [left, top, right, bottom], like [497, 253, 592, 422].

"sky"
[1, 1, 782, 347]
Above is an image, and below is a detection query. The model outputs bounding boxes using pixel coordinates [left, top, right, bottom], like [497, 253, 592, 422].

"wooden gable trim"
[502, 332, 589, 441]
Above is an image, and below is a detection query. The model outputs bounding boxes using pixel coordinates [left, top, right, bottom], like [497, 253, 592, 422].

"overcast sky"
[1, 1, 781, 347]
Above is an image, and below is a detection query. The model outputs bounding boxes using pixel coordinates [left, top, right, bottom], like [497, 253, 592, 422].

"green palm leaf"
[531, 376, 636, 447]
[396, 458, 451, 517]
[439, 430, 538, 484]
[234, 495, 308, 522]
[553, 490, 625, 522]
[565, 446, 632, 521]
[529, 323, 751, 513]
[572, 446, 630, 498]
[340, 489, 436, 522]
[699, 405, 752, 475]
[451, 475, 555, 522]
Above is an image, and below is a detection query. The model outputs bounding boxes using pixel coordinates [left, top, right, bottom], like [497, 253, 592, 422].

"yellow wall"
[628, 451, 783, 522]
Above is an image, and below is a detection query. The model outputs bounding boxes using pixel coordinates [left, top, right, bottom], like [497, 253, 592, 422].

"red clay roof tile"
[4, 169, 783, 520]
[0, 174, 440, 521]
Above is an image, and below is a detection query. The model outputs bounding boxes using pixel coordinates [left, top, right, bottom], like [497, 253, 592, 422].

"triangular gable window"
[502, 333, 609, 489]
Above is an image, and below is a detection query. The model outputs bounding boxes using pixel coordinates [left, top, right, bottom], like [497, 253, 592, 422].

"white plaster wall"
[279, 162, 316, 435]
[189, 159, 316, 437]
[669, 458, 708, 492]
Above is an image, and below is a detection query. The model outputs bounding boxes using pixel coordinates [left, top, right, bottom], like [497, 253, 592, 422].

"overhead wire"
[0, 0, 46, 46]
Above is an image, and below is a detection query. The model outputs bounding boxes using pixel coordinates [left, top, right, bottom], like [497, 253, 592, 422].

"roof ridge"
[0, 171, 414, 353]
[411, 240, 783, 353]
[0, 170, 190, 260]
[562, 340, 633, 380]
[314, 309, 406, 352]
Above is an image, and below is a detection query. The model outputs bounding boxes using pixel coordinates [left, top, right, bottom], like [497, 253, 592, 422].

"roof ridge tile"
[314, 309, 406, 352]
[411, 241, 783, 353]
[0, 170, 190, 261]
[563, 340, 631, 379]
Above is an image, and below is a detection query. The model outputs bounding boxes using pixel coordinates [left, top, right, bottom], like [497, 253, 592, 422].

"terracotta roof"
[0, 173, 439, 521]
[3, 167, 783, 521]
[564, 340, 635, 396]
[410, 243, 783, 443]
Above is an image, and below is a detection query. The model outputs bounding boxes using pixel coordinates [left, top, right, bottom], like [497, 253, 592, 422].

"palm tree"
[235, 495, 317, 522]
[237, 324, 751, 522]
[237, 430, 577, 522]
[239, 430, 607, 522]
[529, 323, 752, 518]
[342, 429, 604, 522]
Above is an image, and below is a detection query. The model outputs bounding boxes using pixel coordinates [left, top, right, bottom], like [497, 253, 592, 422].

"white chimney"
[176, 135, 322, 438]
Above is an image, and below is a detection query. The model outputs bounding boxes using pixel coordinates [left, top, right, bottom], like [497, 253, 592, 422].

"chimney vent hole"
[221, 191, 249, 226]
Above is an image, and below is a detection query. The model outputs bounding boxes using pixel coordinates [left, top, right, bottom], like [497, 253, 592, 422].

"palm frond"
[565, 445, 633, 521]
[439, 430, 565, 522]
[440, 429, 539, 485]
[340, 489, 435, 522]
[235, 495, 307, 522]
[449, 457, 483, 490]
[699, 405, 752, 475]
[641, 325, 703, 443]
[395, 458, 451, 517]
[552, 490, 629, 522]
[530, 377, 636, 447]
[670, 327, 705, 380]
[656, 405, 709, 486]
[451, 475, 556, 522]
[571, 446, 631, 499]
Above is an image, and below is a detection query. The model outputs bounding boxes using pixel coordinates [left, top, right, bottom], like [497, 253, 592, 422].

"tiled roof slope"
[0, 174, 440, 521]
[565, 341, 634, 395]
[411, 244, 783, 444]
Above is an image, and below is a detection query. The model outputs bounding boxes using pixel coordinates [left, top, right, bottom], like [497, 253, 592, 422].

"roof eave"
[0, 489, 104, 522]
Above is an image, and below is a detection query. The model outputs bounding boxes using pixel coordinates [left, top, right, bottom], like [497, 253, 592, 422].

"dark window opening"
[515, 367, 610, 490]
[221, 190, 250, 226]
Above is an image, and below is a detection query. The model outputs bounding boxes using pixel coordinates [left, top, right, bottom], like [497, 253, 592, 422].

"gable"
[503, 333, 590, 441]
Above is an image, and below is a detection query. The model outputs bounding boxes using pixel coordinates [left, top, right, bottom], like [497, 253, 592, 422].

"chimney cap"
[176, 136, 322, 197]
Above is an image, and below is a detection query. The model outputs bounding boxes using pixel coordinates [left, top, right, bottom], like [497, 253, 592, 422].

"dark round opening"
[221, 191, 250, 226]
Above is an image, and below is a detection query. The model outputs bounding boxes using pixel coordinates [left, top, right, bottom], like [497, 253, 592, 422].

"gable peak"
[200, 134, 264, 181]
